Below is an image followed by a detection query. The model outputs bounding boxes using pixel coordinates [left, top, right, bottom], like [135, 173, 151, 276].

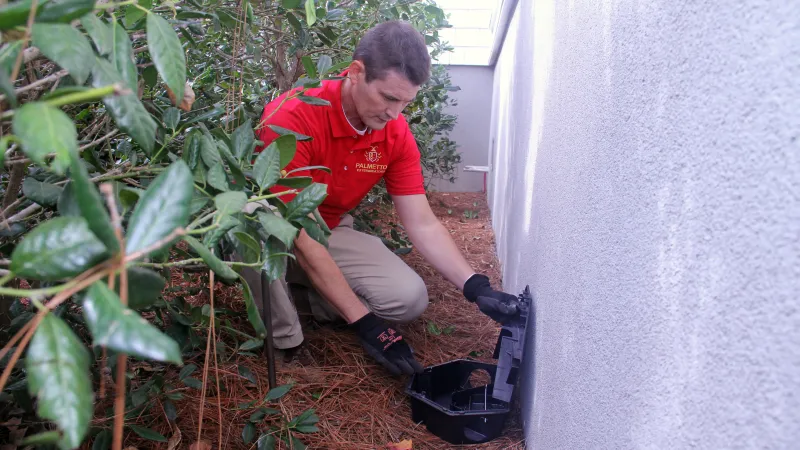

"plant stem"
[188, 210, 217, 230]
[46, 84, 120, 108]
[249, 190, 297, 203]
[0, 280, 75, 298]
[0, 85, 122, 119]
[100, 183, 129, 450]
[95, 0, 138, 10]
[186, 223, 220, 235]
[0, 271, 14, 287]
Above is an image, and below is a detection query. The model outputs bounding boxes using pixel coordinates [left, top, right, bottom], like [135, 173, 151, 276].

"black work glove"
[463, 274, 520, 324]
[351, 312, 423, 376]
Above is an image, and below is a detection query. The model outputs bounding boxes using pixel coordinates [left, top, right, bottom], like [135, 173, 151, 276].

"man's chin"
[368, 119, 389, 130]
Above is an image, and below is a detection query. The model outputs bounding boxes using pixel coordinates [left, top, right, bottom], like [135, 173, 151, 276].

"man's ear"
[348, 60, 366, 84]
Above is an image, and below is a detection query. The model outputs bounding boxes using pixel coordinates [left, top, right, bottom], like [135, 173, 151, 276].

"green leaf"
[276, 176, 313, 189]
[163, 107, 180, 130]
[0, 67, 17, 107]
[82, 281, 182, 364]
[92, 58, 157, 155]
[183, 235, 239, 281]
[234, 231, 262, 256]
[297, 94, 331, 106]
[294, 216, 327, 247]
[267, 124, 311, 142]
[20, 430, 62, 446]
[22, 177, 62, 206]
[288, 436, 308, 450]
[124, 0, 151, 27]
[253, 141, 281, 191]
[117, 267, 166, 310]
[31, 23, 95, 85]
[70, 155, 119, 252]
[164, 399, 177, 421]
[12, 102, 77, 175]
[282, 0, 302, 8]
[257, 434, 276, 450]
[37, 0, 96, 24]
[261, 237, 288, 282]
[291, 408, 318, 426]
[265, 383, 292, 401]
[143, 65, 158, 89]
[92, 429, 112, 450]
[182, 129, 201, 169]
[284, 183, 328, 221]
[301, 55, 317, 78]
[257, 210, 297, 248]
[324, 59, 351, 77]
[0, 41, 21, 74]
[238, 365, 257, 384]
[202, 215, 240, 249]
[200, 134, 222, 167]
[81, 13, 113, 55]
[316, 55, 332, 76]
[26, 314, 92, 450]
[125, 161, 193, 255]
[215, 191, 247, 217]
[128, 425, 168, 443]
[239, 274, 267, 338]
[312, 209, 331, 235]
[10, 216, 107, 281]
[217, 141, 248, 187]
[295, 425, 319, 434]
[111, 19, 138, 92]
[57, 182, 80, 217]
[207, 163, 229, 191]
[147, 12, 186, 105]
[274, 134, 297, 169]
[182, 377, 203, 389]
[243, 423, 256, 444]
[304, 0, 316, 25]
[231, 119, 255, 161]
[179, 363, 197, 379]
[239, 339, 263, 351]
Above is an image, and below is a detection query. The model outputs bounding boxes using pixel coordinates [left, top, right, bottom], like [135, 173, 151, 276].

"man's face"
[350, 66, 420, 130]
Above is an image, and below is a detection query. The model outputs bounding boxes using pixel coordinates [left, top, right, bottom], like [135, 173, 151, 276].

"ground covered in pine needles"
[120, 192, 526, 450]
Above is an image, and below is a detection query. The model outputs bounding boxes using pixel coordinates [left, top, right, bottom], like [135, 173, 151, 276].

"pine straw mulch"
[115, 192, 525, 450]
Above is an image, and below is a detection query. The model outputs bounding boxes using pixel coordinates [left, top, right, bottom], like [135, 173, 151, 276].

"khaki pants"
[239, 214, 429, 349]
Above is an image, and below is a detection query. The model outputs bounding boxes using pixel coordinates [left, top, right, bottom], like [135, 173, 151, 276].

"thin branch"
[0, 69, 68, 103]
[100, 183, 128, 450]
[6, 203, 40, 224]
[5, 129, 119, 167]
[8, 0, 40, 83]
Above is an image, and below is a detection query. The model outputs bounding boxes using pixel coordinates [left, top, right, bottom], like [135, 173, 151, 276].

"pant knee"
[374, 275, 429, 323]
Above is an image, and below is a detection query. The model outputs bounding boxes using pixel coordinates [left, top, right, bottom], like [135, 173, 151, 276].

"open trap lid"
[489, 285, 533, 403]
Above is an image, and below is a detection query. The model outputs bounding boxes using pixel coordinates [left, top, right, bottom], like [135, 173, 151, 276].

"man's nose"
[386, 105, 402, 120]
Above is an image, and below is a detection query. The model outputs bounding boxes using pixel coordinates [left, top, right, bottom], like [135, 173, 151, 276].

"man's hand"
[351, 312, 423, 376]
[463, 274, 520, 324]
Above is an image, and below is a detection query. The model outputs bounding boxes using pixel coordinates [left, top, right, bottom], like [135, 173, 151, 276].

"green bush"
[0, 0, 457, 447]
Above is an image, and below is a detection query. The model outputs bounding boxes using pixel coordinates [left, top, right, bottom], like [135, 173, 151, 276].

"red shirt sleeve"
[255, 104, 314, 204]
[384, 124, 426, 196]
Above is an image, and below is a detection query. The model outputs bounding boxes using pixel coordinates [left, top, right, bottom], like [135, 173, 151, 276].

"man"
[247, 20, 518, 376]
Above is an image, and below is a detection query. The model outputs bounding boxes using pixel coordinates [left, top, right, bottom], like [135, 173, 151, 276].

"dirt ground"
[120, 192, 526, 450]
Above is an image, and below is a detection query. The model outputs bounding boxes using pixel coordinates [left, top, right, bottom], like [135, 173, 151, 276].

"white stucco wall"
[489, 0, 800, 448]
[427, 65, 493, 193]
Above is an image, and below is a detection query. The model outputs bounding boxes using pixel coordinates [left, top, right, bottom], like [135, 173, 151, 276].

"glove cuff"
[463, 273, 491, 302]
[350, 311, 381, 334]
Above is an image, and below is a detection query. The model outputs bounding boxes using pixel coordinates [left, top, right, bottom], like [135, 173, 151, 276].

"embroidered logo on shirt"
[356, 146, 387, 174]
[365, 146, 382, 163]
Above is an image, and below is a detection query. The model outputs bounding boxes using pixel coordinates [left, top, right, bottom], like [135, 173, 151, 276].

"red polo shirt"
[254, 77, 426, 229]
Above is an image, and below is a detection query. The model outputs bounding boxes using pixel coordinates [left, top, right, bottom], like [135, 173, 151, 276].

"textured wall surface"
[489, 0, 800, 448]
[427, 65, 494, 193]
